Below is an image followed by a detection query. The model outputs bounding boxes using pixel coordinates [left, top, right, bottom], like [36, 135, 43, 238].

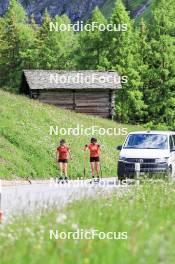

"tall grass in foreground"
[0, 181, 175, 264]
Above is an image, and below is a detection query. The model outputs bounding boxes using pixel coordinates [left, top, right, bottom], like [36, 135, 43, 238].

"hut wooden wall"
[32, 89, 115, 118]
[38, 90, 74, 110]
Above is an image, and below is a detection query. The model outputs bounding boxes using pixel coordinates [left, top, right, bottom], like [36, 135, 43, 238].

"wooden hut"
[20, 70, 121, 118]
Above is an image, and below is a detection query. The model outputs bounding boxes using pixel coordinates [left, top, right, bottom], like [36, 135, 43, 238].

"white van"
[117, 131, 175, 180]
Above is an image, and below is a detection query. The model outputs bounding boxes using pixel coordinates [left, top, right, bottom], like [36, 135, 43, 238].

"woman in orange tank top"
[84, 137, 101, 181]
[56, 139, 71, 182]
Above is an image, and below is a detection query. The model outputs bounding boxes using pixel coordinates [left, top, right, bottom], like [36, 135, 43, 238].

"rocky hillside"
[0, 0, 151, 23]
[2, 0, 110, 23]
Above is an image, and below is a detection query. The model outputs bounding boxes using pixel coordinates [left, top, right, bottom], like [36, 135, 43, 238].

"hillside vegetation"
[0, 90, 141, 179]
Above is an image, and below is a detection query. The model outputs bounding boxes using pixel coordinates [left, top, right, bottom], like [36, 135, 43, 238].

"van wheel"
[118, 176, 126, 182]
[117, 169, 125, 181]
[167, 166, 173, 178]
[118, 172, 127, 181]
[117, 162, 126, 181]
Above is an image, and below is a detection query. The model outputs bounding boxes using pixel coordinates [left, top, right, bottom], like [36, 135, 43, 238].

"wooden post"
[29, 89, 40, 99]
[110, 90, 116, 119]
[73, 90, 76, 110]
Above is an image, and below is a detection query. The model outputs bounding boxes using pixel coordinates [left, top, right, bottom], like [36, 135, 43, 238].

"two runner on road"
[56, 138, 101, 181]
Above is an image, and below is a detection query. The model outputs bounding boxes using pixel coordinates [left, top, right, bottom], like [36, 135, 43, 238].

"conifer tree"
[145, 0, 175, 129]
[0, 0, 38, 88]
[75, 7, 108, 70]
[106, 0, 146, 123]
[38, 11, 76, 70]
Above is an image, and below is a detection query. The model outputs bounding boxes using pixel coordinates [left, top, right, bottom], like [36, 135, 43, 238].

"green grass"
[0, 90, 142, 179]
[1, 181, 175, 263]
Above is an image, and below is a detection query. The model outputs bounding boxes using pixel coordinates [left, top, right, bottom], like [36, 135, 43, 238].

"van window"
[172, 135, 175, 145]
[124, 134, 168, 149]
[169, 136, 174, 150]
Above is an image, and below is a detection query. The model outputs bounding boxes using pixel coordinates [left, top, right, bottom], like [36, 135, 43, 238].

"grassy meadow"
[0, 181, 175, 264]
[0, 90, 142, 179]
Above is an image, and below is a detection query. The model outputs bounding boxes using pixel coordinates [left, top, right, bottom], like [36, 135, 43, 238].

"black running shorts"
[58, 159, 68, 163]
[90, 157, 100, 162]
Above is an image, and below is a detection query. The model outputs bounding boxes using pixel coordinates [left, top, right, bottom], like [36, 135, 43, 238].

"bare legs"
[58, 162, 68, 179]
[63, 163, 68, 178]
[90, 162, 100, 178]
[59, 162, 63, 178]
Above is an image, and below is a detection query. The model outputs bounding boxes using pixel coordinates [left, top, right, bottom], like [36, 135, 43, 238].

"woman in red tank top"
[84, 137, 101, 180]
[56, 139, 71, 181]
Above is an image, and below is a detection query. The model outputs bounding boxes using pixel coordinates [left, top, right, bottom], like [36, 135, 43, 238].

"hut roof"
[23, 70, 122, 90]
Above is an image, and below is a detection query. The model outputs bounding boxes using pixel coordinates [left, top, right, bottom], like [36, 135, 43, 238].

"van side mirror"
[171, 146, 175, 152]
[116, 145, 122, 151]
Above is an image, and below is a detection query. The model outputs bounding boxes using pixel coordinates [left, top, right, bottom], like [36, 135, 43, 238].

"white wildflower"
[71, 223, 79, 230]
[56, 213, 67, 224]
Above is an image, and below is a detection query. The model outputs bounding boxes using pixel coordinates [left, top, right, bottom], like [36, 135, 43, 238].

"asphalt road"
[1, 178, 127, 221]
